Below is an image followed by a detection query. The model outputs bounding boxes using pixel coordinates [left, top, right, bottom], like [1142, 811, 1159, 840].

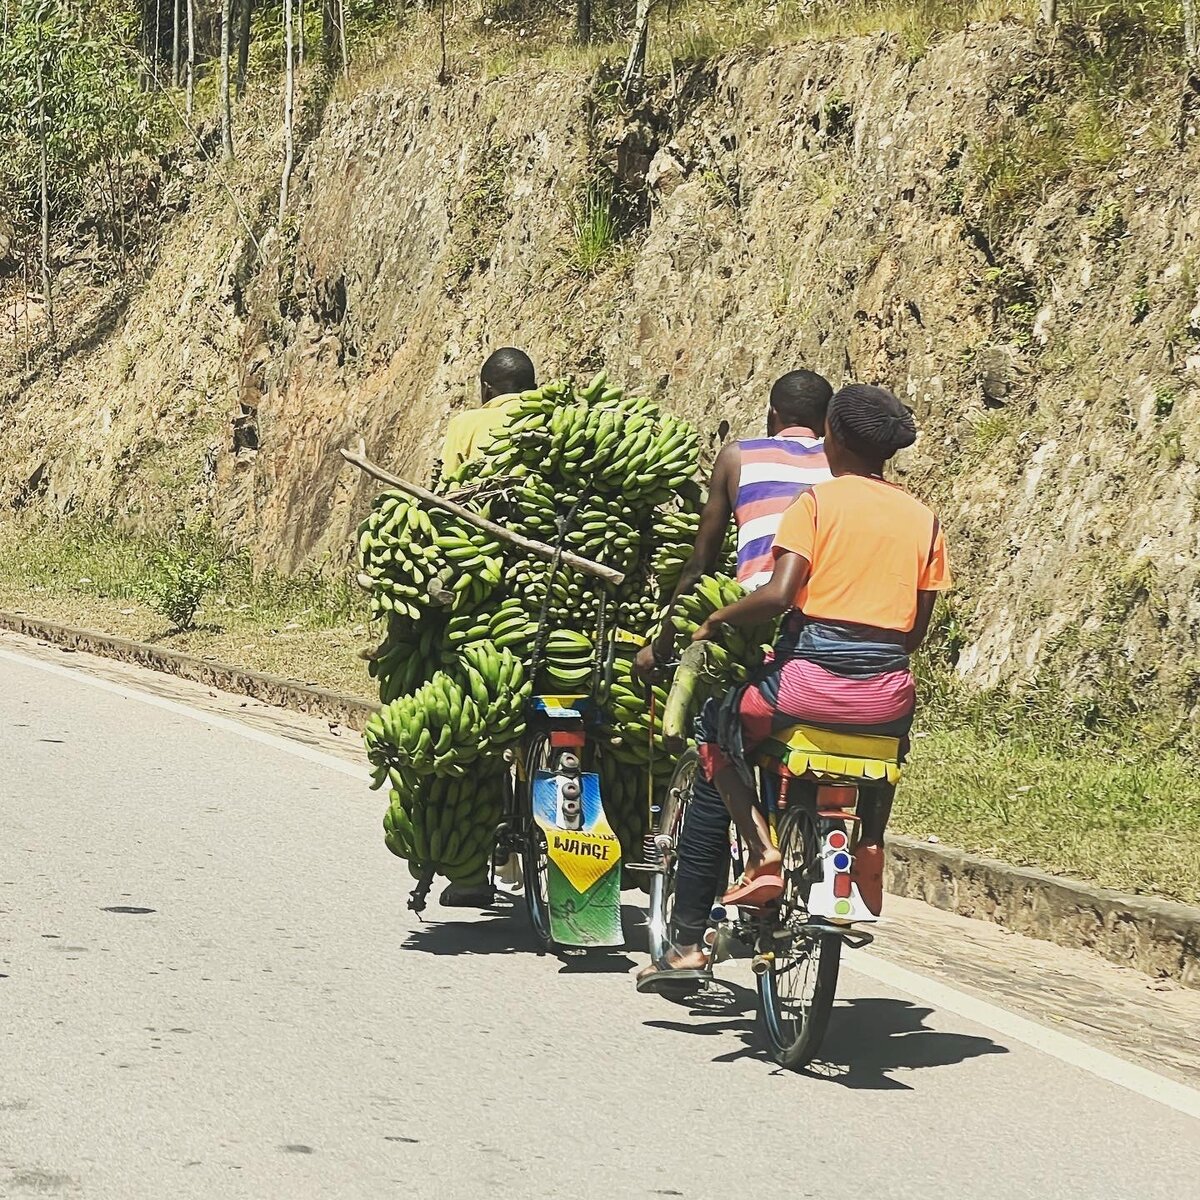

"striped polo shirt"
[734, 427, 831, 591]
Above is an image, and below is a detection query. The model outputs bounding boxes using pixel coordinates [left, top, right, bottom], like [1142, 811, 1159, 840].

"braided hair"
[826, 384, 917, 466]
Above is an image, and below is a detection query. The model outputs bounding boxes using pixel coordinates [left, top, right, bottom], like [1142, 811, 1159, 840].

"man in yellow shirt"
[441, 347, 536, 478]
[438, 346, 535, 908]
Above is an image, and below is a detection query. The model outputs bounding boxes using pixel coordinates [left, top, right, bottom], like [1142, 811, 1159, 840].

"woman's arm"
[904, 590, 938, 653]
[693, 551, 810, 640]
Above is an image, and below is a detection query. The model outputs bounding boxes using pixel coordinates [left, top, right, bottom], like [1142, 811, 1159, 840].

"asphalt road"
[2, 634, 1199, 1199]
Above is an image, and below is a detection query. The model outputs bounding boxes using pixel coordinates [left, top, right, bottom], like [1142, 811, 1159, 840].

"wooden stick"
[340, 444, 626, 586]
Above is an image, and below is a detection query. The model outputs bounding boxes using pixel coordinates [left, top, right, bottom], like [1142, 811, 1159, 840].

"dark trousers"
[670, 768, 732, 943]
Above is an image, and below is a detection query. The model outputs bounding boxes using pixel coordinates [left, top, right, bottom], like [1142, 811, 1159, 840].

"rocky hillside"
[2, 23, 1198, 727]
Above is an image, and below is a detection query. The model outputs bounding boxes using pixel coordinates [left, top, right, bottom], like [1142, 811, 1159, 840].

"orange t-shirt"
[772, 475, 951, 633]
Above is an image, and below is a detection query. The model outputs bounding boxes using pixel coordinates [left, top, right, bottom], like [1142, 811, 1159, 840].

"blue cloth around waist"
[773, 613, 910, 678]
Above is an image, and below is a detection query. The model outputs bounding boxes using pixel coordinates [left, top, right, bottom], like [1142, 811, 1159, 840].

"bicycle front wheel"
[757, 806, 841, 1071]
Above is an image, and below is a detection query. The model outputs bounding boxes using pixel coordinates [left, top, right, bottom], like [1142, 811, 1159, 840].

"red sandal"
[722, 872, 784, 908]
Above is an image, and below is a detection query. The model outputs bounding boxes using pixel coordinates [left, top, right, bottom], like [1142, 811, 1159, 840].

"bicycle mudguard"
[806, 829, 879, 925]
[531, 768, 624, 948]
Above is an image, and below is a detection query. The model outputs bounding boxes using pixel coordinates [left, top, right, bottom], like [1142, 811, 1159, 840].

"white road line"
[851, 951, 1200, 1122]
[0, 644, 372, 783]
[7, 640, 1200, 1121]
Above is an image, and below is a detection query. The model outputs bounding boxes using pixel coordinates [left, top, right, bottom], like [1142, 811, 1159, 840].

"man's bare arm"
[635, 442, 740, 672]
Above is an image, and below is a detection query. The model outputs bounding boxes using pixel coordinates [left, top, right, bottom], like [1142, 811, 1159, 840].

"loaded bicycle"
[645, 642, 897, 1069]
[489, 564, 650, 956]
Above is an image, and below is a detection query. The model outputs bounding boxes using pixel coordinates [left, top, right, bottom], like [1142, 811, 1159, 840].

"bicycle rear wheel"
[521, 729, 554, 952]
[756, 805, 841, 1070]
[646, 748, 698, 963]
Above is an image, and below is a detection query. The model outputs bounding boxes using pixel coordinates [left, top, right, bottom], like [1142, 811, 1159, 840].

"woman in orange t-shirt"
[692, 384, 951, 911]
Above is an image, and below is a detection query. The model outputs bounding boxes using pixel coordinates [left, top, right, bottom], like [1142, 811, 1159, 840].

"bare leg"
[713, 765, 781, 879]
[635, 941, 708, 984]
[852, 784, 894, 916]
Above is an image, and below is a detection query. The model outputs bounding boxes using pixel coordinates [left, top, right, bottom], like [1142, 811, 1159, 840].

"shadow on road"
[644, 987, 1007, 1088]
[400, 901, 644, 974]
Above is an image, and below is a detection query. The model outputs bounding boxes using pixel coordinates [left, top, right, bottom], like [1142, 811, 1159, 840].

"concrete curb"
[0, 611, 377, 731]
[886, 838, 1200, 988]
[3, 608, 1198, 988]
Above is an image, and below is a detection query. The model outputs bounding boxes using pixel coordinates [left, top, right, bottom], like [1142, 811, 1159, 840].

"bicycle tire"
[646, 748, 699, 964]
[757, 805, 842, 1071]
[521, 728, 555, 952]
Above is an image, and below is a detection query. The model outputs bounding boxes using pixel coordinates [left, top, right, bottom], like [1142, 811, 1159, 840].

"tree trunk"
[1038, 0, 1057, 26]
[153, 0, 161, 88]
[172, 0, 181, 85]
[298, 0, 305, 65]
[621, 0, 653, 98]
[34, 21, 54, 343]
[438, 0, 446, 83]
[281, 0, 295, 220]
[236, 0, 252, 97]
[220, 0, 234, 157]
[186, 0, 195, 116]
[1185, 0, 1197, 66]
[337, 0, 348, 78]
[321, 0, 339, 72]
[576, 0, 591, 44]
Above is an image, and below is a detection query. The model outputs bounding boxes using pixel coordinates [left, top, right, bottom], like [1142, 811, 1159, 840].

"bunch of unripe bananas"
[364, 644, 531, 786]
[383, 773, 507, 884]
[356, 493, 504, 619]
[668, 573, 777, 681]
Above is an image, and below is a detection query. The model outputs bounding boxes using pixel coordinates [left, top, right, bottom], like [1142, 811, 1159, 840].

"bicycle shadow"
[400, 902, 643, 974]
[643, 986, 1007, 1090]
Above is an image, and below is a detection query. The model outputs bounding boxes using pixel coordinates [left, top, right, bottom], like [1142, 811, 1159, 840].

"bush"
[141, 526, 224, 632]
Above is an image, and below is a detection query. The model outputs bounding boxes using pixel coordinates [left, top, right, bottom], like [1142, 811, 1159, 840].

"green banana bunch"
[669, 573, 775, 681]
[649, 508, 701, 596]
[383, 770, 508, 882]
[355, 491, 442, 620]
[364, 641, 532, 784]
[598, 652, 669, 768]
[537, 628, 597, 693]
[368, 611, 449, 702]
[443, 595, 540, 657]
[431, 517, 505, 615]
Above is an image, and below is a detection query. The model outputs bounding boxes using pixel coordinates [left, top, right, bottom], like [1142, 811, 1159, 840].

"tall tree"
[236, 0, 252, 97]
[1185, 0, 1197, 66]
[622, 0, 653, 98]
[297, 0, 304, 65]
[1038, 0, 1057, 26]
[576, 0, 591, 44]
[321, 0, 339, 71]
[34, 15, 54, 343]
[185, 0, 195, 116]
[220, 0, 234, 157]
[172, 0, 180, 85]
[281, 0, 295, 219]
[337, 0, 348, 78]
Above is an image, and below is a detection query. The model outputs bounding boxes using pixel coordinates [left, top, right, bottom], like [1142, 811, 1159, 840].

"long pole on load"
[340, 443, 627, 585]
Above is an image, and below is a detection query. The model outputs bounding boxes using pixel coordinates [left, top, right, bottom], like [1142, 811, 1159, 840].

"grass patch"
[0, 519, 372, 695]
[567, 182, 619, 275]
[896, 726, 1200, 903]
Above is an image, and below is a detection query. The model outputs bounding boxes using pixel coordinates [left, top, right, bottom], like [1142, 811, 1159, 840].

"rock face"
[1, 26, 1198, 720]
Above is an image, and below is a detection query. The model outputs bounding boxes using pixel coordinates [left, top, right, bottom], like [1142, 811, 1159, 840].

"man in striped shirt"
[635, 369, 833, 674]
[635, 369, 833, 990]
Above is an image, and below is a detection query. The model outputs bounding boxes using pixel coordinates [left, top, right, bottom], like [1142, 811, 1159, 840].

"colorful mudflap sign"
[531, 768, 624, 948]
